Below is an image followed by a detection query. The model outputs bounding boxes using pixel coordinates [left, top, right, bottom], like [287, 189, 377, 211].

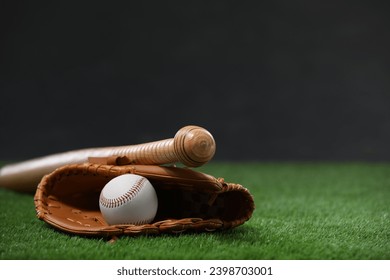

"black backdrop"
[1, 1, 390, 161]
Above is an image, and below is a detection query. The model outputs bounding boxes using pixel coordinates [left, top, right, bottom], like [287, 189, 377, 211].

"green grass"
[0, 162, 389, 259]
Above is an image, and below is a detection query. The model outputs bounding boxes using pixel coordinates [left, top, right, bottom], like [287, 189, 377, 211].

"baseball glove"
[34, 159, 255, 237]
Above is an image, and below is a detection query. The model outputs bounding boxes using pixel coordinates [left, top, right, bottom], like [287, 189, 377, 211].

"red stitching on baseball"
[99, 177, 146, 209]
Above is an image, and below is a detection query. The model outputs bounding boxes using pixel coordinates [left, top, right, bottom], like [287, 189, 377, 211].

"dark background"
[1, 1, 390, 162]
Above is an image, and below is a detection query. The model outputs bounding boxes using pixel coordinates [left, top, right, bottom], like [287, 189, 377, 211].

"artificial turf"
[0, 162, 389, 260]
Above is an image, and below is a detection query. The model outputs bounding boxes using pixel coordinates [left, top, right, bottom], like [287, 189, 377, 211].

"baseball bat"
[0, 125, 216, 192]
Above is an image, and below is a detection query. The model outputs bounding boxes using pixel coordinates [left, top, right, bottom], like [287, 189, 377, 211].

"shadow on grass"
[40, 221, 262, 244]
[212, 225, 263, 243]
[31, 222, 264, 259]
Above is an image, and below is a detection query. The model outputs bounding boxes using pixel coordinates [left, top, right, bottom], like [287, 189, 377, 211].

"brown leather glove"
[34, 161, 255, 237]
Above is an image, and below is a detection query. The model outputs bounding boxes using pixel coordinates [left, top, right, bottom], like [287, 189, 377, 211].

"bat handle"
[115, 125, 216, 167]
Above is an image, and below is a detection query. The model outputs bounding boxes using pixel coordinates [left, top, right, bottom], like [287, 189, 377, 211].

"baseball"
[99, 174, 158, 225]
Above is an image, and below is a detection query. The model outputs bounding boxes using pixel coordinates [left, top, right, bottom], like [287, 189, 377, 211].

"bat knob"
[173, 125, 216, 167]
